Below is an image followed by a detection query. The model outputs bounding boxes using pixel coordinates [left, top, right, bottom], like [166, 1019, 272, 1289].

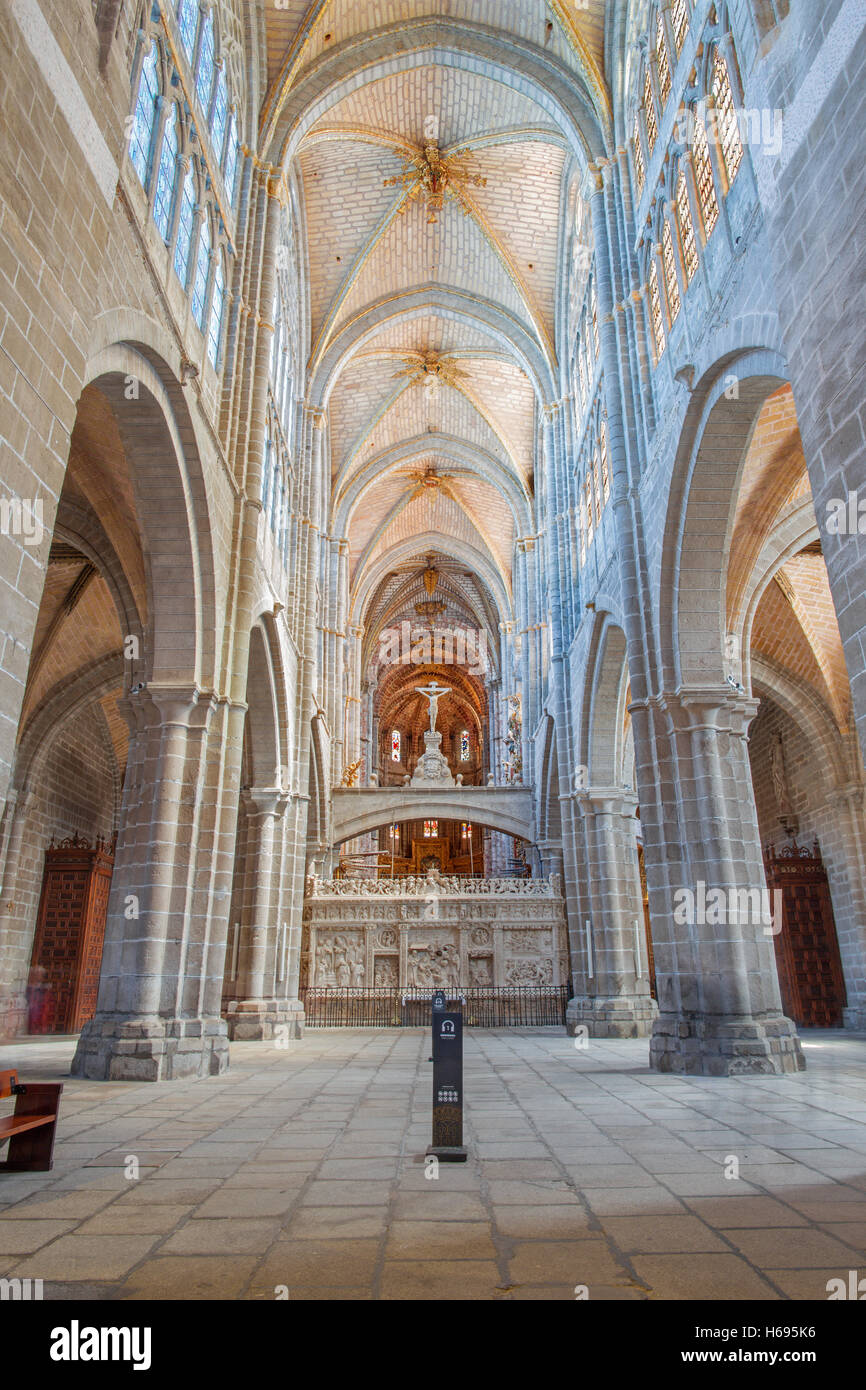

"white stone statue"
[415, 679, 451, 732]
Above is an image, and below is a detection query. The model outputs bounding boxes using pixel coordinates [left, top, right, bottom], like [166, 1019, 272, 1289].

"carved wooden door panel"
[30, 836, 115, 1034]
[764, 842, 847, 1028]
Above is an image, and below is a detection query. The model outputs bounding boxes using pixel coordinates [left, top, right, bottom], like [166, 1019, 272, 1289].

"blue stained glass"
[174, 167, 195, 285]
[153, 103, 178, 242]
[211, 67, 227, 154]
[208, 257, 225, 367]
[177, 0, 198, 59]
[192, 221, 211, 327]
[129, 45, 159, 187]
[196, 10, 215, 112]
[223, 113, 238, 205]
[460, 730, 470, 761]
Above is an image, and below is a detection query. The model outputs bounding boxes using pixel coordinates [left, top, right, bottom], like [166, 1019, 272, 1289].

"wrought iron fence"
[299, 986, 570, 1028]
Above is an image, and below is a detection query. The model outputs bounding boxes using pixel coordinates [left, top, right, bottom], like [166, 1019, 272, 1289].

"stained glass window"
[211, 66, 228, 157]
[208, 255, 225, 367]
[262, 432, 272, 516]
[390, 823, 399, 838]
[643, 68, 658, 152]
[676, 170, 698, 282]
[223, 112, 238, 203]
[712, 49, 743, 185]
[584, 475, 595, 544]
[576, 346, 587, 414]
[174, 166, 195, 285]
[656, 12, 671, 107]
[671, 0, 690, 55]
[129, 44, 159, 187]
[592, 449, 602, 523]
[195, 8, 215, 113]
[648, 258, 666, 358]
[591, 278, 600, 358]
[192, 220, 211, 328]
[632, 115, 645, 196]
[600, 418, 610, 501]
[391, 730, 400, 761]
[662, 219, 681, 322]
[460, 730, 470, 761]
[423, 820, 438, 838]
[461, 822, 471, 837]
[177, 0, 198, 59]
[693, 118, 719, 236]
[578, 498, 587, 566]
[153, 102, 178, 242]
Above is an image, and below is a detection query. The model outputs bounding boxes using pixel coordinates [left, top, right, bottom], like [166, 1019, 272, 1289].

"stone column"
[225, 786, 302, 1040]
[71, 685, 230, 1080]
[648, 690, 804, 1075]
[566, 789, 657, 1037]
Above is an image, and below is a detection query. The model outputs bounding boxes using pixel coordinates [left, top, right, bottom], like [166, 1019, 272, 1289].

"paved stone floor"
[0, 1029, 865, 1300]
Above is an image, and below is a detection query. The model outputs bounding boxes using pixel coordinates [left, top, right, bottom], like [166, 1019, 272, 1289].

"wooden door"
[764, 841, 847, 1028]
[29, 835, 115, 1034]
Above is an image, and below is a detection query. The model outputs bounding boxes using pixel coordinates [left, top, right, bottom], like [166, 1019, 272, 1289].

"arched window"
[676, 170, 698, 282]
[153, 101, 178, 242]
[176, 0, 198, 59]
[591, 443, 602, 522]
[223, 111, 238, 203]
[191, 219, 211, 328]
[648, 258, 666, 359]
[712, 49, 743, 185]
[174, 165, 196, 286]
[391, 730, 401, 761]
[423, 820, 438, 838]
[600, 418, 610, 501]
[643, 69, 658, 152]
[262, 429, 272, 516]
[129, 44, 159, 187]
[671, 0, 690, 55]
[656, 12, 672, 108]
[632, 114, 645, 196]
[208, 254, 225, 367]
[590, 277, 600, 358]
[211, 64, 228, 157]
[662, 220, 681, 322]
[693, 117, 719, 236]
[460, 731, 470, 761]
[195, 7, 216, 113]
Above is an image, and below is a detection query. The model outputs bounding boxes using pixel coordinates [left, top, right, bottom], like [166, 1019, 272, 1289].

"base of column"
[224, 998, 305, 1041]
[649, 1013, 805, 1076]
[842, 1002, 866, 1031]
[566, 994, 658, 1038]
[71, 1014, 230, 1081]
[0, 990, 28, 1040]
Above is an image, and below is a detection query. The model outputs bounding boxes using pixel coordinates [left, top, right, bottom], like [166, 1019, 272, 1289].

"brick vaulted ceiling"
[260, 1, 609, 645]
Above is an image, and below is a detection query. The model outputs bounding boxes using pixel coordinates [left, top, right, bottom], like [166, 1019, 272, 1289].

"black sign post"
[426, 991, 467, 1162]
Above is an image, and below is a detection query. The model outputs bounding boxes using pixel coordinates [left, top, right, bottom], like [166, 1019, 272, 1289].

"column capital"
[655, 686, 760, 736]
[574, 786, 639, 818]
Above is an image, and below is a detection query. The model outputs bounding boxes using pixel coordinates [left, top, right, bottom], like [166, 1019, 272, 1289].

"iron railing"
[298, 985, 570, 1028]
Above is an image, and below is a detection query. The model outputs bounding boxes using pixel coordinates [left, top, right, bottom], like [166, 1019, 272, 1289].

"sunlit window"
[693, 118, 719, 237]
[129, 44, 159, 187]
[461, 822, 471, 838]
[676, 171, 698, 283]
[712, 49, 743, 185]
[460, 730, 470, 761]
[174, 166, 196, 286]
[591, 278, 600, 358]
[600, 419, 610, 501]
[671, 0, 690, 55]
[211, 65, 228, 157]
[648, 258, 666, 358]
[391, 730, 401, 761]
[223, 112, 238, 201]
[632, 115, 645, 195]
[584, 475, 595, 543]
[423, 820, 438, 838]
[662, 220, 681, 322]
[656, 12, 671, 107]
[643, 68, 658, 152]
[153, 102, 178, 242]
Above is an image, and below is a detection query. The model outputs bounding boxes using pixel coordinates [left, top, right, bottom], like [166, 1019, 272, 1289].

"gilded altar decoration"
[394, 349, 469, 392]
[384, 140, 487, 223]
[340, 758, 362, 787]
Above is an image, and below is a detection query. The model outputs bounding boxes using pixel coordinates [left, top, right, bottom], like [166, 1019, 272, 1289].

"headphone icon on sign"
[441, 1020, 455, 1036]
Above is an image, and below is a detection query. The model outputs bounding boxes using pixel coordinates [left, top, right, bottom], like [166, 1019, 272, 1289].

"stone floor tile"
[631, 1253, 779, 1300]
[161, 1218, 280, 1255]
[116, 1255, 259, 1299]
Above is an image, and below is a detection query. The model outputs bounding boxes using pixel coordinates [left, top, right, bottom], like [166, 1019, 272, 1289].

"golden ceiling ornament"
[415, 600, 447, 619]
[383, 140, 487, 224]
[423, 561, 439, 596]
[394, 349, 469, 391]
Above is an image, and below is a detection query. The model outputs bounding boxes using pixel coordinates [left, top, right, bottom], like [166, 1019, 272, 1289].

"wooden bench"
[0, 1069, 63, 1172]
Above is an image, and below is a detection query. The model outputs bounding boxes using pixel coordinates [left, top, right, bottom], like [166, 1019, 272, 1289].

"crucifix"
[415, 679, 451, 733]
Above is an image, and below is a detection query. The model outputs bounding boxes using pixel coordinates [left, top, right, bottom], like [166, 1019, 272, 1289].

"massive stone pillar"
[71, 686, 230, 1080]
[224, 787, 303, 1040]
[566, 789, 657, 1037]
[648, 690, 804, 1075]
